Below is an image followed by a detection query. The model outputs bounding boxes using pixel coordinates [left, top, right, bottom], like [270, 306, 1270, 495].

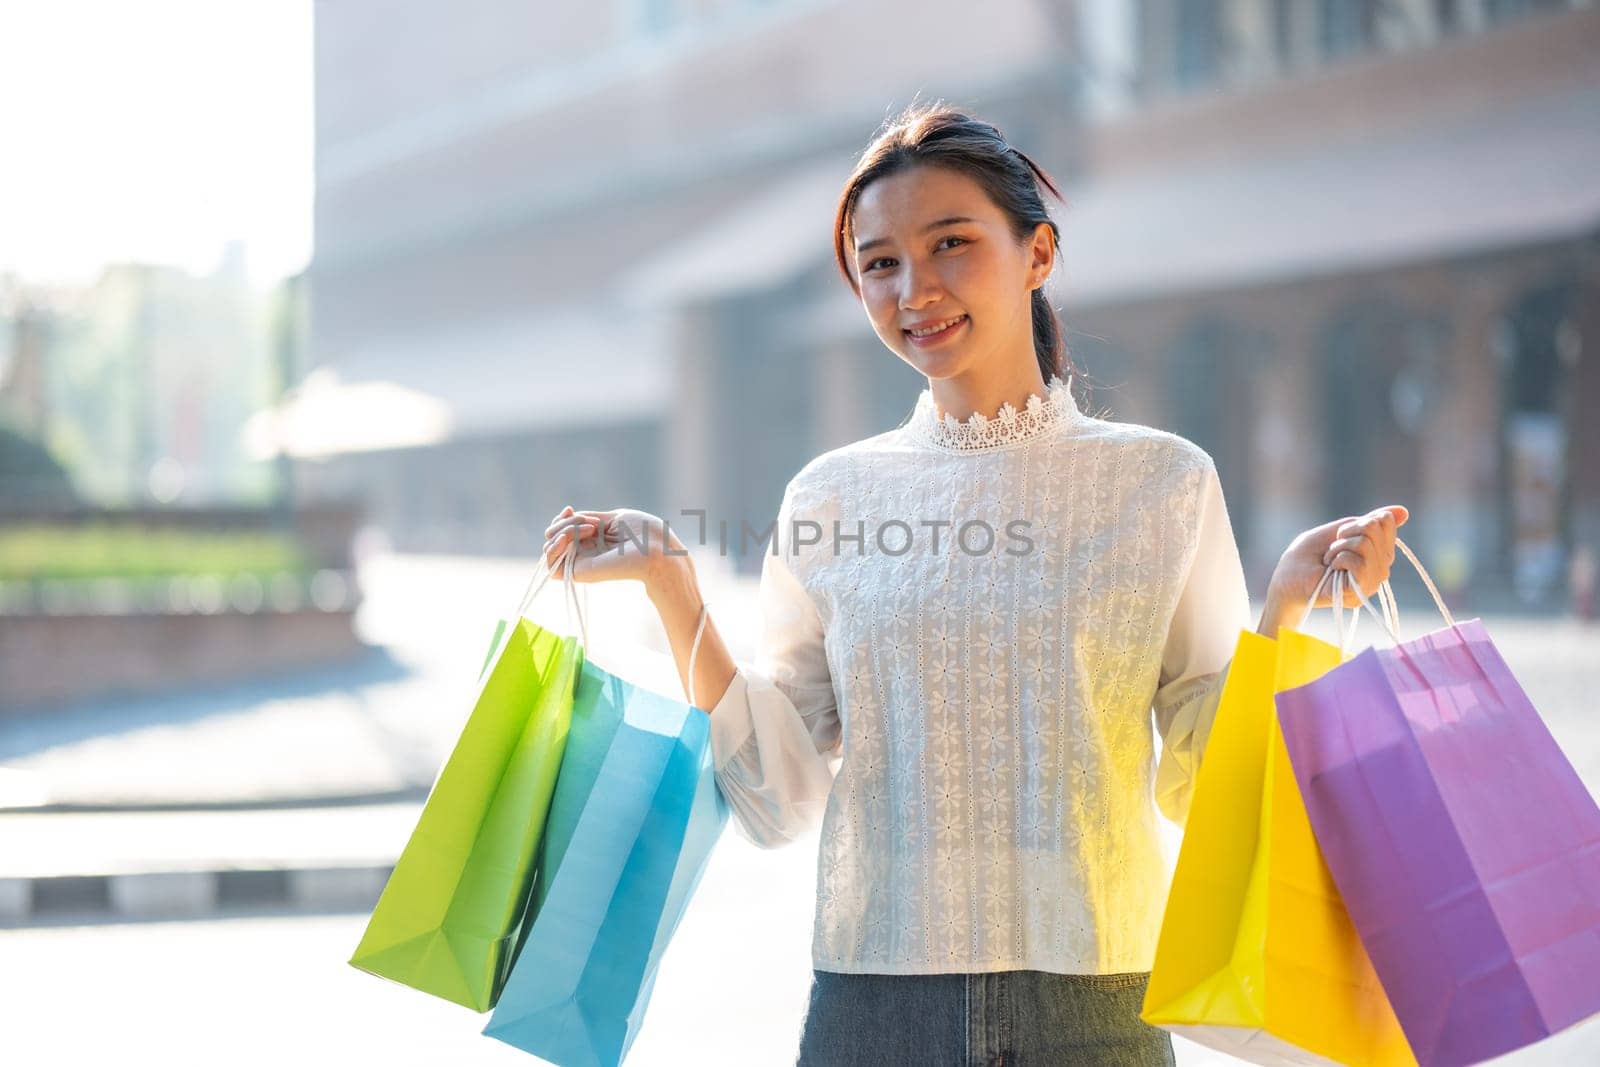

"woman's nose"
[897, 261, 942, 309]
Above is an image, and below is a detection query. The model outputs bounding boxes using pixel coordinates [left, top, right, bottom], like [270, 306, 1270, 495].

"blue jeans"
[795, 969, 1175, 1066]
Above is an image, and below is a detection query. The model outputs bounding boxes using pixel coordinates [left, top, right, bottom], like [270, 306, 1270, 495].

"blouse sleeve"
[1151, 457, 1253, 828]
[707, 484, 841, 849]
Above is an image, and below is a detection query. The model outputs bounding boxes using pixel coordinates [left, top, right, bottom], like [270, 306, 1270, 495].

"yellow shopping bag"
[1141, 625, 1414, 1065]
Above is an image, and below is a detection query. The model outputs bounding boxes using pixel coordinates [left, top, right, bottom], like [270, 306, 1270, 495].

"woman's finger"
[559, 524, 600, 549]
[547, 521, 585, 547]
[545, 506, 607, 535]
[542, 526, 595, 567]
[1353, 535, 1380, 578]
[545, 511, 590, 534]
[1324, 530, 1376, 566]
[545, 516, 600, 543]
[1327, 546, 1377, 601]
[1358, 521, 1395, 562]
[1331, 556, 1369, 604]
[544, 505, 573, 532]
[1321, 554, 1357, 606]
[1367, 513, 1396, 557]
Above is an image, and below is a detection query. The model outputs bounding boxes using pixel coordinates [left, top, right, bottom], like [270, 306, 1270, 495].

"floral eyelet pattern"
[708, 391, 1251, 977]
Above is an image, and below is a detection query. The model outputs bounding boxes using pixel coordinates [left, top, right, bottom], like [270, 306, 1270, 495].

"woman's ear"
[1028, 222, 1055, 290]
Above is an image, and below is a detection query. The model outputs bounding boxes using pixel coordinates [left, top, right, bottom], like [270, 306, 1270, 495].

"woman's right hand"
[541, 505, 687, 586]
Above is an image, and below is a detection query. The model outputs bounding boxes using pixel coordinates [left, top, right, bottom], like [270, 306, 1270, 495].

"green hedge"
[0, 525, 313, 582]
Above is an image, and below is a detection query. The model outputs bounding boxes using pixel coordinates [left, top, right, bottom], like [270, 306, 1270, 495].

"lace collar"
[905, 375, 1081, 453]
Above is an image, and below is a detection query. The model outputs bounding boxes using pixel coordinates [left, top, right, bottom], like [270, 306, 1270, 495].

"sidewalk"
[0, 551, 765, 923]
[0, 552, 762, 811]
[0, 803, 414, 922]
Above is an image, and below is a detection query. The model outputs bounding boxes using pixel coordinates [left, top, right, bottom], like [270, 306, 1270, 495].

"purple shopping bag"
[1274, 544, 1600, 1066]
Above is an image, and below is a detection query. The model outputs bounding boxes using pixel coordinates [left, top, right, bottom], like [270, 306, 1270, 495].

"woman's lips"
[904, 314, 968, 348]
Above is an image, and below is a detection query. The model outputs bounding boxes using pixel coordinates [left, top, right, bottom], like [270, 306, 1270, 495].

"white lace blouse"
[705, 375, 1253, 976]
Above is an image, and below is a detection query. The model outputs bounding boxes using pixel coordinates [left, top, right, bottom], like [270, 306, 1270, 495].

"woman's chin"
[909, 350, 969, 378]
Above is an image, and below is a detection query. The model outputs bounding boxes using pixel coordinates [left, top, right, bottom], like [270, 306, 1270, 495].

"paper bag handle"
[515, 538, 713, 710]
[1298, 535, 1456, 654]
[687, 602, 709, 710]
[1299, 566, 1397, 654]
[509, 536, 591, 649]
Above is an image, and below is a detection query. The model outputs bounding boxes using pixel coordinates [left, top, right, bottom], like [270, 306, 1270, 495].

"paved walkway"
[0, 552, 762, 810]
[1, 803, 419, 878]
[1, 553, 1596, 1062]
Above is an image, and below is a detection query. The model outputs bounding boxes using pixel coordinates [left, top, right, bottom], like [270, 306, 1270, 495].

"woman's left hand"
[1259, 505, 1409, 636]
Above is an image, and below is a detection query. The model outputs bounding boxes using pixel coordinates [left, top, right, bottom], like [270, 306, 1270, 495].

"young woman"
[541, 104, 1407, 1065]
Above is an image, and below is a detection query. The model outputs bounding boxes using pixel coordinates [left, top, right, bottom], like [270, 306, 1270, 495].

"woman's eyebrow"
[855, 216, 978, 255]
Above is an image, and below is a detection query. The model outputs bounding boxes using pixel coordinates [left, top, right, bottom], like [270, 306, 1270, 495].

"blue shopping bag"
[483, 653, 729, 1067]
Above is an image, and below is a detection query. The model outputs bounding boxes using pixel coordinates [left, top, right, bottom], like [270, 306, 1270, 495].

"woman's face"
[849, 165, 1053, 383]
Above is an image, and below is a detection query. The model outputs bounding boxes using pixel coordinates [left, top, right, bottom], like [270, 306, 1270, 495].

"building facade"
[305, 0, 1087, 560]
[1060, 0, 1600, 605]
[306, 0, 1598, 606]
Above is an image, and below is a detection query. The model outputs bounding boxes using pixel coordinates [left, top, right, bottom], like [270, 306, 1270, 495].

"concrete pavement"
[0, 802, 414, 923]
[1, 553, 1597, 1062]
[0, 552, 760, 810]
[0, 552, 762, 923]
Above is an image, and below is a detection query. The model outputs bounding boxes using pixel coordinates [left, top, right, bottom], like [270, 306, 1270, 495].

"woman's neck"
[927, 364, 1051, 424]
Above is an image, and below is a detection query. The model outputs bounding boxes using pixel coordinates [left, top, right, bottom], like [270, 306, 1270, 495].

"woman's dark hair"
[832, 101, 1076, 389]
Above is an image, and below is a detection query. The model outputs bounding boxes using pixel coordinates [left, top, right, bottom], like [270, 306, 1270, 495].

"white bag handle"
[509, 536, 591, 650]
[1298, 536, 1456, 655]
[1299, 565, 1395, 655]
[1394, 537, 1457, 627]
[514, 536, 712, 710]
[687, 602, 709, 710]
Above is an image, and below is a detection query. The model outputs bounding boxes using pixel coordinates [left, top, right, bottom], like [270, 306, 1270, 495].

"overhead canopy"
[625, 84, 1600, 317]
[1059, 84, 1600, 307]
[278, 306, 673, 452]
[241, 368, 454, 460]
[618, 157, 851, 308]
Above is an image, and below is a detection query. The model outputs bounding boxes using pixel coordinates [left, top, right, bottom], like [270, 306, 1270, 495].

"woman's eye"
[863, 238, 963, 273]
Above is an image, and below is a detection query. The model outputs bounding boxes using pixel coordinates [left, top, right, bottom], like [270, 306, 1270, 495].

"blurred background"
[1, 1, 1597, 1064]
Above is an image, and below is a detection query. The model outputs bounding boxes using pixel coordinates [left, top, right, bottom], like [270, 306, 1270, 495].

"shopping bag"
[1276, 541, 1600, 1066]
[1142, 566, 1413, 1065]
[484, 598, 728, 1067]
[349, 546, 591, 1011]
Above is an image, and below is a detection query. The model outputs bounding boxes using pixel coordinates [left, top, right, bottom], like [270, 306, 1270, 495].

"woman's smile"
[904, 313, 969, 347]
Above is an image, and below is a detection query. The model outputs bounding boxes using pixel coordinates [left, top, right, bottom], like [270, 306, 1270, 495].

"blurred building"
[1062, 0, 1599, 607]
[305, 0, 1084, 562]
[307, 0, 1598, 604]
[1, 248, 277, 508]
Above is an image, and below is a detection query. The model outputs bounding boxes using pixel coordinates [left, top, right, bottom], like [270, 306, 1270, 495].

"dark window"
[1168, 319, 1255, 555]
[1273, 0, 1298, 65]
[1317, 301, 1420, 523]
[1505, 282, 1573, 415]
[1319, 0, 1374, 60]
[1174, 3, 1223, 88]
[1487, 0, 1569, 24]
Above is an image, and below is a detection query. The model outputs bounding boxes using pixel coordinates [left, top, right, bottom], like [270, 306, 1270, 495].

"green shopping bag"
[349, 545, 591, 1011]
